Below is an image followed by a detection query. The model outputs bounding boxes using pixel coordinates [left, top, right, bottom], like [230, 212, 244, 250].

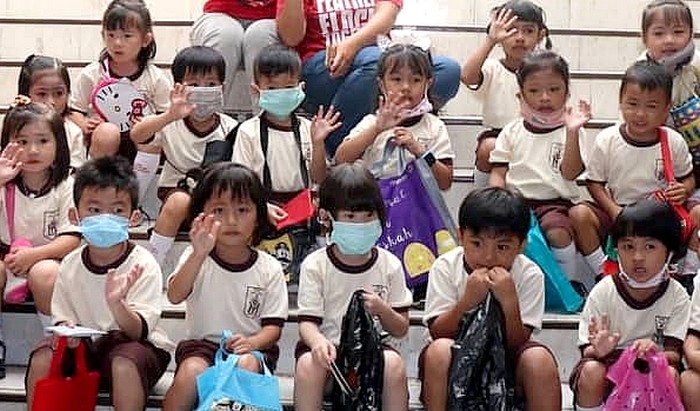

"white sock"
[552, 243, 578, 281]
[584, 247, 606, 276]
[133, 151, 160, 202]
[473, 169, 490, 188]
[683, 250, 700, 276]
[149, 232, 175, 266]
[37, 313, 52, 331]
[576, 405, 602, 411]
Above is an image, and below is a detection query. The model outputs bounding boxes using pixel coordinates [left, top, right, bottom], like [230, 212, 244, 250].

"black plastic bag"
[447, 293, 515, 411]
[331, 290, 385, 411]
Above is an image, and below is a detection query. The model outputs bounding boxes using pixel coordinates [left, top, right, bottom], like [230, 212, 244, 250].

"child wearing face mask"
[570, 200, 689, 411]
[335, 44, 455, 191]
[294, 163, 412, 411]
[232, 44, 338, 282]
[489, 50, 595, 290]
[130, 45, 238, 265]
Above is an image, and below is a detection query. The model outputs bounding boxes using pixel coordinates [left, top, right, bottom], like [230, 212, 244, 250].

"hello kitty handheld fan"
[90, 60, 152, 132]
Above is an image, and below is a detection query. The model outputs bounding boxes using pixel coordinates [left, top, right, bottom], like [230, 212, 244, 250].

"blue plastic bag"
[196, 330, 282, 411]
[523, 213, 583, 313]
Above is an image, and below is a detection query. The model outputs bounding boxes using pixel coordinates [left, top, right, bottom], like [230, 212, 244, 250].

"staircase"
[0, 0, 681, 408]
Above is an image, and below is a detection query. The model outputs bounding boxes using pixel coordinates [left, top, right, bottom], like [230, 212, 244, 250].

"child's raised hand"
[486, 267, 517, 303]
[311, 105, 342, 145]
[565, 99, 592, 131]
[0, 142, 23, 185]
[632, 338, 659, 358]
[374, 94, 410, 133]
[311, 337, 336, 369]
[189, 213, 220, 257]
[588, 314, 621, 359]
[462, 268, 491, 306]
[487, 7, 518, 44]
[392, 127, 425, 157]
[168, 83, 195, 120]
[105, 264, 143, 306]
[327, 39, 360, 78]
[362, 289, 390, 318]
[225, 334, 254, 354]
[665, 181, 688, 205]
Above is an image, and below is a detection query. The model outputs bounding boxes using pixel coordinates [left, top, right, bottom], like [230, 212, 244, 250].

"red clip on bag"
[652, 128, 695, 243]
[32, 336, 100, 411]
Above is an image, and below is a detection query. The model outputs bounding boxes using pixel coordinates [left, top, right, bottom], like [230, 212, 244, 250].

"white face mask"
[187, 85, 224, 121]
[618, 254, 673, 289]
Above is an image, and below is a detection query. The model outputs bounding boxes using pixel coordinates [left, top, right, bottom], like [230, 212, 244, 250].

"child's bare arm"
[489, 165, 508, 188]
[363, 290, 409, 337]
[685, 334, 700, 371]
[299, 320, 336, 368]
[587, 181, 622, 219]
[131, 84, 192, 143]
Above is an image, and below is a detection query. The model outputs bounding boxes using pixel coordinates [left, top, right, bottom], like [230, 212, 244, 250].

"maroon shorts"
[175, 339, 280, 373]
[28, 331, 170, 395]
[525, 198, 576, 238]
[417, 339, 555, 406]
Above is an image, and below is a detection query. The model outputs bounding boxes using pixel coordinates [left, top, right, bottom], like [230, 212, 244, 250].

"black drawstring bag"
[447, 293, 515, 411]
[332, 290, 385, 411]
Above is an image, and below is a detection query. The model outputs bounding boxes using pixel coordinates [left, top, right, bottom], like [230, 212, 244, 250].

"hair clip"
[12, 95, 32, 108]
[377, 32, 432, 52]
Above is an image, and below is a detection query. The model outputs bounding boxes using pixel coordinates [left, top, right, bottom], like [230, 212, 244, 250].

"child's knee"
[383, 350, 407, 382]
[295, 352, 323, 380]
[546, 227, 572, 247]
[28, 260, 59, 288]
[237, 353, 262, 373]
[90, 123, 121, 157]
[111, 355, 140, 381]
[570, 204, 597, 226]
[681, 369, 700, 395]
[161, 193, 192, 220]
[576, 360, 607, 391]
[176, 357, 210, 382]
[475, 138, 496, 170]
[423, 338, 453, 373]
[517, 346, 559, 382]
[28, 347, 53, 376]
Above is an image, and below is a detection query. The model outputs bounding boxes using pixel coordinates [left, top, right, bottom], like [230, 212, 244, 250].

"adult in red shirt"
[277, 0, 461, 157]
[191, 0, 280, 111]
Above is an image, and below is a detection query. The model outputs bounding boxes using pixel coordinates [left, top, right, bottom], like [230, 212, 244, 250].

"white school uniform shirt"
[232, 115, 313, 193]
[64, 119, 86, 169]
[467, 58, 521, 129]
[169, 247, 288, 342]
[52, 243, 172, 350]
[297, 246, 413, 345]
[153, 114, 238, 188]
[423, 247, 545, 331]
[577, 275, 689, 348]
[586, 125, 693, 205]
[489, 119, 586, 201]
[0, 177, 78, 246]
[343, 113, 454, 179]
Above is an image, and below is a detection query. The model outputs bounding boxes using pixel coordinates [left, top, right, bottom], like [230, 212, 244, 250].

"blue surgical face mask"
[80, 214, 129, 249]
[258, 86, 305, 118]
[330, 219, 383, 255]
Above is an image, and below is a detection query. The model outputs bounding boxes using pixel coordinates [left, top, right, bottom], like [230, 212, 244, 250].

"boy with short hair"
[420, 187, 561, 411]
[25, 157, 171, 411]
[130, 45, 239, 265]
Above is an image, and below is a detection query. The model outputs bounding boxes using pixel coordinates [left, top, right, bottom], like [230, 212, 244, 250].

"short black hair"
[458, 187, 530, 241]
[620, 60, 672, 103]
[73, 157, 139, 210]
[1, 102, 70, 190]
[171, 45, 226, 84]
[319, 163, 387, 226]
[517, 49, 570, 92]
[253, 44, 302, 83]
[491, 0, 552, 49]
[189, 162, 270, 245]
[18, 55, 71, 115]
[611, 199, 682, 255]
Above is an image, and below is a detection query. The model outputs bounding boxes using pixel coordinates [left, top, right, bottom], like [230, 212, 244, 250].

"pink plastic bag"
[603, 346, 683, 411]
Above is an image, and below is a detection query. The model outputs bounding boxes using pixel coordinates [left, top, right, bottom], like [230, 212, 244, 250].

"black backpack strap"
[259, 113, 309, 192]
[202, 122, 240, 168]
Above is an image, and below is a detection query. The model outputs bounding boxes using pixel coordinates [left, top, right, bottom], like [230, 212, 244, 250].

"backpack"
[331, 290, 385, 411]
[447, 293, 515, 411]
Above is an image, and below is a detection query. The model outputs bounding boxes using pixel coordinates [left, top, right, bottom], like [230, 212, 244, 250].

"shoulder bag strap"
[658, 127, 675, 185]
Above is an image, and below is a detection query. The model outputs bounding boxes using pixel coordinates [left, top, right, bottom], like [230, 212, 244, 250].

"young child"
[570, 200, 689, 411]
[294, 163, 413, 411]
[420, 187, 560, 411]
[19, 54, 87, 169]
[569, 60, 695, 279]
[130, 45, 238, 265]
[489, 50, 593, 287]
[0, 100, 80, 331]
[70, 0, 171, 200]
[163, 162, 288, 411]
[24, 157, 171, 411]
[461, 0, 551, 188]
[334, 44, 455, 191]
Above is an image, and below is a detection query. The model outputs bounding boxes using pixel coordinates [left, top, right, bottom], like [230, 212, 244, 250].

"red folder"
[276, 189, 315, 231]
[32, 337, 100, 411]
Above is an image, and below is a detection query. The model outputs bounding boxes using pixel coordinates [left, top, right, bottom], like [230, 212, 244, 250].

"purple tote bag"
[371, 143, 458, 287]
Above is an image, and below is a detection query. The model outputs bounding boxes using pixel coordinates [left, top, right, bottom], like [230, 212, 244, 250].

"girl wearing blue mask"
[0, 98, 79, 346]
[294, 163, 413, 411]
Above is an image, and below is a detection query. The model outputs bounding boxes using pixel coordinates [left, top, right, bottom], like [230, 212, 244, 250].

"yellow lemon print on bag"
[435, 229, 457, 255]
[403, 242, 436, 278]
